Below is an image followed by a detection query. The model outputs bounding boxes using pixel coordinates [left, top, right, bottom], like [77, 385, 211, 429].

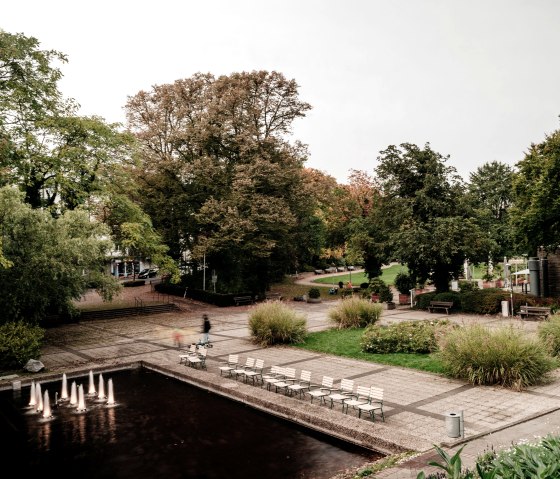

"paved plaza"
[2, 287, 560, 478]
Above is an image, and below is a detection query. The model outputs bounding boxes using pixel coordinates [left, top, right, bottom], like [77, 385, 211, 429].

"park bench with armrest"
[233, 295, 253, 306]
[428, 301, 453, 315]
[265, 292, 283, 301]
[519, 305, 551, 320]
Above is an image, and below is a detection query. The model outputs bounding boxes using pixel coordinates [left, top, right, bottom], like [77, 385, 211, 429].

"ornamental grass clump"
[248, 302, 307, 346]
[437, 324, 555, 390]
[328, 297, 383, 329]
[361, 320, 452, 354]
[538, 314, 560, 357]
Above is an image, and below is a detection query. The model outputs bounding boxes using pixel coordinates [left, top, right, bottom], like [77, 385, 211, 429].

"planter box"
[307, 298, 322, 304]
[370, 294, 380, 303]
[386, 302, 396, 310]
[398, 294, 411, 305]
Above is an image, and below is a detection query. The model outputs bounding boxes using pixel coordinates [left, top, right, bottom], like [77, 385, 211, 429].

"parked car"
[138, 268, 158, 279]
[336, 267, 345, 272]
[347, 265, 355, 271]
[325, 267, 337, 274]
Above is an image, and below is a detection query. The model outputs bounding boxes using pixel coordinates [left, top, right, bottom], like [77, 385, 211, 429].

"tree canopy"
[125, 71, 315, 293]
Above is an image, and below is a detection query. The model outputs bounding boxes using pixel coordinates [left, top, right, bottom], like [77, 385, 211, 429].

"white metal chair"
[343, 385, 372, 415]
[233, 357, 255, 381]
[179, 344, 198, 364]
[357, 386, 385, 421]
[243, 358, 264, 385]
[327, 378, 355, 410]
[307, 376, 334, 404]
[273, 367, 296, 394]
[187, 347, 207, 369]
[287, 370, 312, 398]
[263, 366, 285, 391]
[218, 354, 239, 377]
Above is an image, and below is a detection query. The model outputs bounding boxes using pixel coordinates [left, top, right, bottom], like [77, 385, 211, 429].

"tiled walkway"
[3, 289, 560, 478]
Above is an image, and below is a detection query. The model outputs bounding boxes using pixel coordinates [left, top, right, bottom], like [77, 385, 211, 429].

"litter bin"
[501, 300, 509, 317]
[445, 411, 462, 438]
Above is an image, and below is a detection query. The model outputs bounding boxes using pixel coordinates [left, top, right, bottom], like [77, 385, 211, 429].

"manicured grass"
[268, 276, 340, 302]
[294, 327, 446, 374]
[312, 264, 408, 286]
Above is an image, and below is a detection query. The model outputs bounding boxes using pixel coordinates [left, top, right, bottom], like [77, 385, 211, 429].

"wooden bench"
[519, 305, 551, 320]
[233, 295, 253, 306]
[265, 292, 283, 301]
[428, 301, 453, 314]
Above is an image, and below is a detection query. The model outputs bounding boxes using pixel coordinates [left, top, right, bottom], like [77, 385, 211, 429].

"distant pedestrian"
[338, 281, 344, 290]
[173, 328, 183, 348]
[201, 314, 211, 344]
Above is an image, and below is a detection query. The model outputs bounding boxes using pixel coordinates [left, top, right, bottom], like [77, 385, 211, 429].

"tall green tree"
[510, 128, 560, 254]
[467, 161, 515, 275]
[0, 30, 135, 214]
[0, 186, 120, 324]
[368, 143, 488, 291]
[126, 71, 314, 292]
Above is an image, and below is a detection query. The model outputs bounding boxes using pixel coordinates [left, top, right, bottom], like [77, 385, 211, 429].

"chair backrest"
[370, 386, 383, 402]
[245, 357, 255, 368]
[189, 344, 197, 354]
[322, 376, 334, 388]
[340, 379, 354, 393]
[268, 365, 280, 375]
[199, 347, 207, 357]
[254, 359, 264, 370]
[355, 385, 371, 399]
[300, 370, 311, 383]
[228, 354, 239, 365]
[283, 367, 296, 380]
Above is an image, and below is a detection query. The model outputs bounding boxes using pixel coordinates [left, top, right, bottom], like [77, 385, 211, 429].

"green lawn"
[312, 264, 408, 286]
[294, 327, 445, 374]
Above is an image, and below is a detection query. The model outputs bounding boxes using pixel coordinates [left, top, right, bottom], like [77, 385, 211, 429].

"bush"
[538, 314, 560, 356]
[308, 287, 321, 299]
[476, 433, 560, 478]
[361, 320, 453, 354]
[414, 292, 437, 309]
[0, 321, 44, 370]
[394, 272, 415, 295]
[437, 324, 555, 390]
[328, 297, 383, 329]
[368, 278, 393, 303]
[248, 302, 307, 346]
[458, 280, 479, 292]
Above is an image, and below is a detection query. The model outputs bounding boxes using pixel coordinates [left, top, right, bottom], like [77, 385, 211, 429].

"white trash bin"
[445, 411, 462, 438]
[501, 300, 509, 317]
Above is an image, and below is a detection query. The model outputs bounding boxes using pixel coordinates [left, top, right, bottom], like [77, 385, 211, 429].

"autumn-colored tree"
[126, 71, 314, 292]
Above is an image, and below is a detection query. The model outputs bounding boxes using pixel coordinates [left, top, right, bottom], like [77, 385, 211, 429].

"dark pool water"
[0, 368, 381, 479]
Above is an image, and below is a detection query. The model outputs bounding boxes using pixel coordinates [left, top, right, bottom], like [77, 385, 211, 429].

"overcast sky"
[3, 0, 560, 183]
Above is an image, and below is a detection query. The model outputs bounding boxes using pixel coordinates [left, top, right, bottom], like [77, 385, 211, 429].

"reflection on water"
[0, 368, 382, 479]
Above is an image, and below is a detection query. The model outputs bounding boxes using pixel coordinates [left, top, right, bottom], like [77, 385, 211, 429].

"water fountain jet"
[28, 380, 36, 408]
[69, 381, 78, 407]
[76, 384, 87, 412]
[42, 390, 53, 419]
[106, 378, 116, 407]
[97, 373, 106, 402]
[60, 373, 69, 401]
[87, 370, 96, 397]
[36, 383, 43, 413]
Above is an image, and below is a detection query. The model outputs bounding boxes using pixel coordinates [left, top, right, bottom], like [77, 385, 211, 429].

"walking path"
[2, 286, 560, 478]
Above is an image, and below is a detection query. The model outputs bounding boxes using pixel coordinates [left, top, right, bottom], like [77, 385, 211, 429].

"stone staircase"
[78, 302, 181, 321]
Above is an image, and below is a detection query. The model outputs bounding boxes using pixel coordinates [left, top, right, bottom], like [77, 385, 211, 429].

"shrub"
[248, 302, 307, 346]
[415, 292, 437, 309]
[0, 321, 44, 370]
[538, 314, 560, 356]
[437, 324, 555, 390]
[368, 278, 393, 303]
[361, 320, 453, 354]
[328, 297, 383, 329]
[458, 280, 478, 292]
[394, 272, 415, 295]
[476, 433, 560, 478]
[308, 287, 321, 299]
